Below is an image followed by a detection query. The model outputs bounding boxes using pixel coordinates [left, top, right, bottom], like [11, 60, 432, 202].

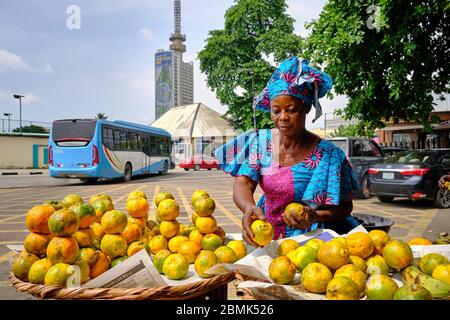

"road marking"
[0, 251, 16, 264]
[0, 229, 28, 233]
[177, 187, 192, 217]
[0, 241, 23, 245]
[0, 221, 25, 225]
[112, 184, 147, 206]
[149, 185, 160, 220]
[0, 214, 26, 224]
[405, 208, 439, 239]
[213, 198, 242, 227]
[0, 281, 11, 287]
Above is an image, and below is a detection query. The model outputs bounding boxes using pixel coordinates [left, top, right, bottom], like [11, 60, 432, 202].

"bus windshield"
[52, 119, 96, 147]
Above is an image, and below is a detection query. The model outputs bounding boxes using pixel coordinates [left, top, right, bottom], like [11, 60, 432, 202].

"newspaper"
[83, 249, 167, 288]
[410, 244, 450, 259]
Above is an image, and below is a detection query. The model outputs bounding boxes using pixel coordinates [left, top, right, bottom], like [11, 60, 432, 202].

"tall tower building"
[155, 0, 194, 120]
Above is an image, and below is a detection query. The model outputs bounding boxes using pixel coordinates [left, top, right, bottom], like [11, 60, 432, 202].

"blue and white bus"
[49, 119, 173, 182]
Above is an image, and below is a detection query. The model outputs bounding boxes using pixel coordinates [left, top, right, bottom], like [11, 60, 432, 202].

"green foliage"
[305, 0, 450, 132]
[13, 125, 48, 134]
[330, 123, 374, 138]
[198, 0, 303, 130]
[96, 113, 108, 120]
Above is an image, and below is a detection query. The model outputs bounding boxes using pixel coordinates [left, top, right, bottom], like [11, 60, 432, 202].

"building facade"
[0, 133, 49, 169]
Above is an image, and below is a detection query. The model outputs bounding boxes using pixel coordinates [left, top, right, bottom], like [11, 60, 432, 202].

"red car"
[179, 155, 220, 171]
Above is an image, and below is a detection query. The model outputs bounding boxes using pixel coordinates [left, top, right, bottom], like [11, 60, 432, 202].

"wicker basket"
[10, 271, 236, 300]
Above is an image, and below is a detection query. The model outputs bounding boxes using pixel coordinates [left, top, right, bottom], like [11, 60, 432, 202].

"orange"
[393, 284, 433, 300]
[100, 234, 128, 259]
[126, 196, 149, 218]
[189, 229, 203, 245]
[127, 190, 147, 201]
[160, 220, 180, 239]
[367, 254, 390, 276]
[149, 235, 168, 254]
[201, 233, 222, 251]
[345, 232, 374, 259]
[180, 224, 195, 237]
[194, 250, 219, 278]
[44, 263, 77, 286]
[28, 258, 53, 284]
[121, 223, 142, 244]
[277, 239, 300, 256]
[301, 262, 333, 294]
[331, 237, 346, 245]
[226, 240, 247, 260]
[250, 220, 274, 247]
[317, 240, 349, 271]
[191, 212, 199, 225]
[78, 247, 99, 267]
[214, 227, 227, 243]
[155, 192, 174, 207]
[23, 232, 51, 256]
[284, 203, 304, 217]
[146, 219, 157, 230]
[128, 216, 147, 232]
[92, 198, 114, 220]
[25, 205, 55, 234]
[418, 253, 449, 275]
[153, 249, 172, 274]
[11, 251, 40, 281]
[178, 240, 202, 264]
[61, 194, 84, 208]
[269, 256, 297, 285]
[75, 259, 90, 284]
[73, 228, 95, 247]
[127, 241, 150, 257]
[334, 264, 367, 296]
[141, 227, 156, 243]
[408, 237, 433, 246]
[383, 240, 414, 271]
[349, 255, 367, 273]
[326, 276, 360, 300]
[286, 246, 317, 272]
[162, 254, 189, 280]
[48, 208, 80, 236]
[89, 194, 112, 205]
[193, 197, 215, 217]
[70, 203, 96, 228]
[368, 230, 391, 255]
[366, 274, 399, 300]
[101, 210, 128, 234]
[168, 235, 189, 253]
[44, 200, 64, 211]
[111, 256, 127, 268]
[91, 221, 105, 240]
[191, 190, 210, 206]
[89, 251, 110, 278]
[214, 246, 238, 263]
[432, 264, 450, 285]
[195, 216, 218, 234]
[46, 236, 79, 265]
[304, 238, 325, 253]
[157, 199, 180, 221]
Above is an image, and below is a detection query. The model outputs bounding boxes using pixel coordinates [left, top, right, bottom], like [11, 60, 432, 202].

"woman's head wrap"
[254, 57, 333, 122]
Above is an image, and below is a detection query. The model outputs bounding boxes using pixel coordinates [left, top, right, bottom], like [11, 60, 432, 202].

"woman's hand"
[242, 205, 266, 247]
[282, 205, 318, 230]
[438, 174, 450, 188]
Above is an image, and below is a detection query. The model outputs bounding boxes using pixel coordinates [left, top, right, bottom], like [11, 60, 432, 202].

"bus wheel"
[123, 163, 132, 182]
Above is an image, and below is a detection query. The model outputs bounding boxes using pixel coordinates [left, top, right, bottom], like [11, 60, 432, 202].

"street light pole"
[3, 113, 12, 133]
[13, 94, 25, 134]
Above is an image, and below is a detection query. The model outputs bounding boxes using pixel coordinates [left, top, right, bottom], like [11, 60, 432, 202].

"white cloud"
[0, 88, 45, 105]
[0, 49, 53, 73]
[138, 28, 154, 41]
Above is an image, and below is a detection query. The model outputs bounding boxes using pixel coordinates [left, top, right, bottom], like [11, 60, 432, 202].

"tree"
[305, 0, 450, 132]
[198, 0, 303, 130]
[96, 113, 108, 120]
[330, 123, 374, 138]
[13, 125, 48, 134]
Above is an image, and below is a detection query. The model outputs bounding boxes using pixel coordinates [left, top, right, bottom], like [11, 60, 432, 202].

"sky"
[0, 0, 448, 131]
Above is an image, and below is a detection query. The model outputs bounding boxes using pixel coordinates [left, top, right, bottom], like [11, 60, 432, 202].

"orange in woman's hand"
[250, 220, 274, 247]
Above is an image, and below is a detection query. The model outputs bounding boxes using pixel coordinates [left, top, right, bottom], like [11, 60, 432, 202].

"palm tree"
[96, 113, 108, 120]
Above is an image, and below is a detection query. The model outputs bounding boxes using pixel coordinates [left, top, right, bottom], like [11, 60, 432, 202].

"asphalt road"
[0, 168, 448, 300]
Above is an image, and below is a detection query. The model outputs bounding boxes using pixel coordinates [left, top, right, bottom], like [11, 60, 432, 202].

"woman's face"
[270, 95, 310, 135]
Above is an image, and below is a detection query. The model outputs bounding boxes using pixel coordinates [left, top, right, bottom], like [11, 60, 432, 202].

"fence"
[0, 118, 51, 134]
[378, 138, 444, 150]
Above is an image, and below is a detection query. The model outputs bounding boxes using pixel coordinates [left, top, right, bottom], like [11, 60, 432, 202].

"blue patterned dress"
[215, 129, 361, 239]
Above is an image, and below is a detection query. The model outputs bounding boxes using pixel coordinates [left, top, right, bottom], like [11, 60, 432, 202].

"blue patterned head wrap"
[254, 57, 333, 123]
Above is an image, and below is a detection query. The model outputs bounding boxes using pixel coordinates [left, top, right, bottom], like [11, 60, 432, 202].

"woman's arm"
[282, 201, 353, 230]
[233, 176, 266, 247]
[438, 174, 450, 188]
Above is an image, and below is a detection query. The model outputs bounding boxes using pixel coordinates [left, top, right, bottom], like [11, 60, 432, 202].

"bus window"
[128, 132, 138, 151]
[150, 136, 157, 155]
[52, 119, 96, 147]
[119, 130, 128, 151]
[102, 127, 114, 149]
[114, 129, 121, 150]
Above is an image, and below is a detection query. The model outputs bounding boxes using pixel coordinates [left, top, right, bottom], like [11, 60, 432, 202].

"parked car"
[326, 137, 384, 199]
[380, 146, 409, 157]
[179, 155, 219, 171]
[368, 149, 450, 208]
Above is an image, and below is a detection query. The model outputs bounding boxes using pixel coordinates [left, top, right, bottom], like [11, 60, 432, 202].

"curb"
[1, 171, 45, 176]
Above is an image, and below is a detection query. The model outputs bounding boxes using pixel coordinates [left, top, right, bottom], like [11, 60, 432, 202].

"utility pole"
[13, 94, 25, 133]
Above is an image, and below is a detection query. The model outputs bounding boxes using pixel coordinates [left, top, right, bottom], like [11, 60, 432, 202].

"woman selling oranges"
[215, 57, 361, 247]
